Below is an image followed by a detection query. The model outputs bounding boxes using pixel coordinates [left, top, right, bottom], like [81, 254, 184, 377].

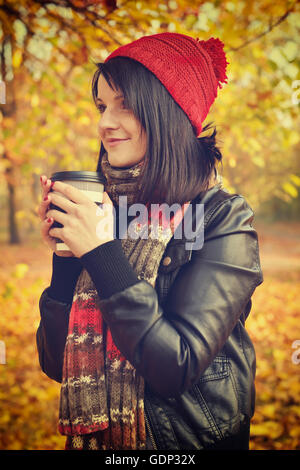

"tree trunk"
[1, 28, 21, 244]
[5, 158, 21, 244]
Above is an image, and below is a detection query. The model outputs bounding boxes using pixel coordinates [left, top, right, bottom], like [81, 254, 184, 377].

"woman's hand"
[37, 175, 75, 257]
[45, 181, 115, 259]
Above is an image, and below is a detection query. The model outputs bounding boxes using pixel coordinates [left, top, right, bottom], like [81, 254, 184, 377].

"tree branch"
[32, 0, 123, 45]
[226, 1, 299, 52]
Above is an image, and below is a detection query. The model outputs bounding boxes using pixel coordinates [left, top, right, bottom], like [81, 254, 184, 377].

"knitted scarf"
[58, 153, 189, 450]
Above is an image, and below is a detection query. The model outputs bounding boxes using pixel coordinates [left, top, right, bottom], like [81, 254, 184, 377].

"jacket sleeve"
[36, 254, 82, 383]
[89, 195, 263, 398]
[37, 289, 72, 383]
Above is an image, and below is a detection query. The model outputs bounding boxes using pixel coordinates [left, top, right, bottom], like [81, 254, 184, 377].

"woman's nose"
[98, 109, 120, 132]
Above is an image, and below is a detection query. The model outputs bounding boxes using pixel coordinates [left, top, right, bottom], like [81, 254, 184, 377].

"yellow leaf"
[229, 157, 236, 168]
[272, 349, 286, 361]
[282, 41, 298, 61]
[269, 48, 287, 68]
[290, 406, 300, 418]
[282, 182, 298, 198]
[285, 63, 298, 79]
[78, 115, 90, 125]
[13, 264, 29, 279]
[252, 156, 265, 168]
[260, 404, 277, 419]
[251, 421, 284, 439]
[31, 95, 40, 107]
[290, 174, 300, 186]
[88, 138, 99, 152]
[249, 138, 262, 152]
[290, 424, 300, 438]
[12, 50, 23, 68]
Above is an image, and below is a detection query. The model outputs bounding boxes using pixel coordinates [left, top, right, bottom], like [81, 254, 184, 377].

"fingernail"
[43, 195, 48, 201]
[50, 181, 55, 189]
[47, 218, 52, 223]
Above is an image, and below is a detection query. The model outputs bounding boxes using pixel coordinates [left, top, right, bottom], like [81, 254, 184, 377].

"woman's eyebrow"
[96, 95, 123, 103]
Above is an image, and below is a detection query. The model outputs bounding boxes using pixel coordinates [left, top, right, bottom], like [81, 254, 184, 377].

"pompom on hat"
[105, 32, 229, 136]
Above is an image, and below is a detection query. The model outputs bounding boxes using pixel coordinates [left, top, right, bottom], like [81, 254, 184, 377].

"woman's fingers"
[37, 190, 51, 220]
[39, 176, 75, 257]
[50, 181, 89, 205]
[40, 175, 52, 198]
[40, 175, 47, 186]
[40, 216, 56, 251]
[47, 191, 75, 213]
[40, 213, 75, 257]
[38, 175, 53, 221]
[46, 207, 68, 226]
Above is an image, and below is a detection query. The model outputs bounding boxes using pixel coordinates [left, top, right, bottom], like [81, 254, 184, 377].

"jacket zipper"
[145, 411, 157, 450]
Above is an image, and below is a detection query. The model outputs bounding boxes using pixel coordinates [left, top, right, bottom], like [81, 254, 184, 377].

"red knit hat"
[105, 32, 229, 137]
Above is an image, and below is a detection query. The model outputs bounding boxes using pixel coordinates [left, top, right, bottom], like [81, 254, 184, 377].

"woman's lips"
[106, 138, 129, 147]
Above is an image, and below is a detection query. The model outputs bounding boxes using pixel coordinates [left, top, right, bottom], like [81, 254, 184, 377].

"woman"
[36, 32, 263, 450]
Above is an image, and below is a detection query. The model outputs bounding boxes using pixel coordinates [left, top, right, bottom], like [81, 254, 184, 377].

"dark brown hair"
[92, 57, 223, 205]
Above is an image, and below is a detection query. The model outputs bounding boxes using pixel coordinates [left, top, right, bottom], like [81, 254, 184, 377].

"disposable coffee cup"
[49, 171, 106, 254]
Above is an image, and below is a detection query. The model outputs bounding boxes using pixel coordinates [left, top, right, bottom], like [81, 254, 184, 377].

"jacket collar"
[171, 183, 224, 247]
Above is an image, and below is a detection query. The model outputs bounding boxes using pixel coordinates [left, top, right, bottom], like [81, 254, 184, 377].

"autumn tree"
[0, 0, 299, 244]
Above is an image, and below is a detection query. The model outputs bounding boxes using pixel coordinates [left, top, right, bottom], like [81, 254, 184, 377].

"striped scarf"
[58, 153, 189, 450]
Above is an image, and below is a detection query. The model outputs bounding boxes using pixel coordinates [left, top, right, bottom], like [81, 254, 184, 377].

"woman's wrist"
[48, 252, 83, 303]
[80, 239, 139, 299]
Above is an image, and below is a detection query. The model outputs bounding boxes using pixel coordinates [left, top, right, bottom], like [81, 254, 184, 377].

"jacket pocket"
[198, 355, 229, 383]
[193, 356, 240, 431]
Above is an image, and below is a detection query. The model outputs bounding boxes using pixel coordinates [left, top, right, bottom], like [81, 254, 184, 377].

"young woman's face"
[96, 74, 147, 168]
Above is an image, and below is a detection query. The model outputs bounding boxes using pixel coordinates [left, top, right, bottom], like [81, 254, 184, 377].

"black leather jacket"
[37, 184, 263, 450]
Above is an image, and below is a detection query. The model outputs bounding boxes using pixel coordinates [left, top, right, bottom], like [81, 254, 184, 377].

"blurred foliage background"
[0, 0, 299, 450]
